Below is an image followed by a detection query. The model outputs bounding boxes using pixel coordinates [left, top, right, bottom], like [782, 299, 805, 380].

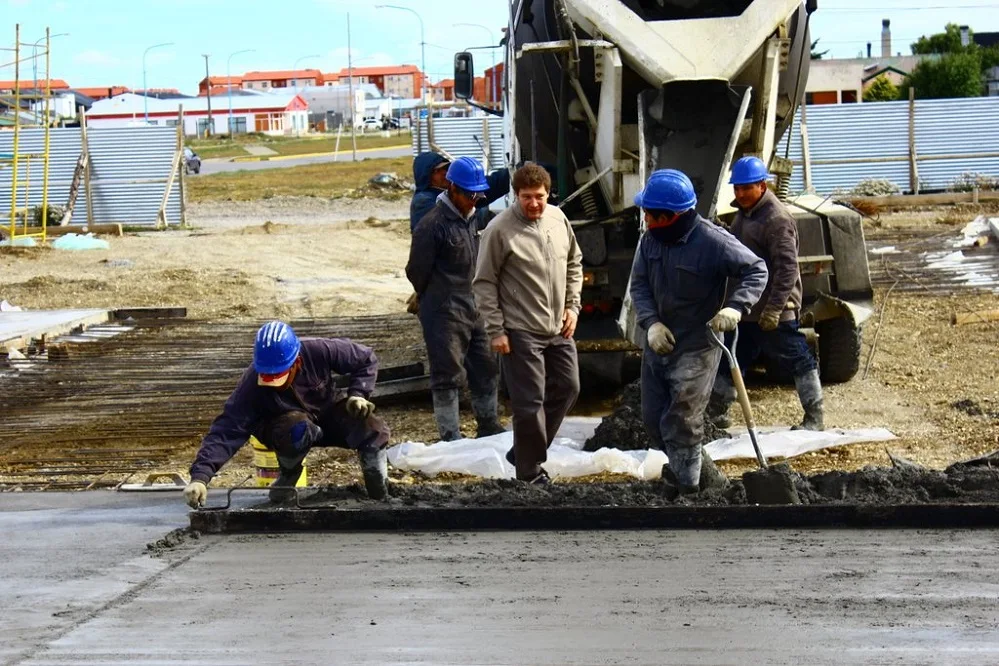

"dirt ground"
[1, 197, 998, 489]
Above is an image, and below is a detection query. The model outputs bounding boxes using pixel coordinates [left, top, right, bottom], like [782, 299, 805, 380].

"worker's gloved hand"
[647, 322, 676, 355]
[759, 309, 781, 332]
[709, 307, 742, 333]
[183, 481, 207, 509]
[346, 396, 376, 420]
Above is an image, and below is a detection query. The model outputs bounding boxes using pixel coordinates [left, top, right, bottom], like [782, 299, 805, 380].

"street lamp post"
[142, 42, 174, 124]
[32, 32, 68, 124]
[293, 54, 321, 92]
[226, 48, 255, 135]
[202, 54, 212, 136]
[454, 23, 497, 106]
[375, 5, 426, 106]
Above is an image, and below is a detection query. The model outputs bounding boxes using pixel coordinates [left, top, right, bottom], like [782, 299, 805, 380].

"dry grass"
[188, 133, 411, 160]
[186, 157, 413, 202]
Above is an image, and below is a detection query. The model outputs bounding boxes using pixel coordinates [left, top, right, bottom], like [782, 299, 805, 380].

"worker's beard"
[647, 210, 698, 245]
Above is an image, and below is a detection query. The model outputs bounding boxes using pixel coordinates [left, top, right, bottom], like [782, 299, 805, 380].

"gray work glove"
[759, 308, 781, 332]
[647, 322, 676, 355]
[346, 396, 376, 419]
[710, 307, 741, 333]
[183, 480, 207, 509]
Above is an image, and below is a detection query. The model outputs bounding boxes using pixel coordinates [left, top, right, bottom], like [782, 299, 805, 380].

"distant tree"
[900, 52, 983, 99]
[810, 38, 829, 60]
[863, 75, 899, 102]
[911, 23, 969, 55]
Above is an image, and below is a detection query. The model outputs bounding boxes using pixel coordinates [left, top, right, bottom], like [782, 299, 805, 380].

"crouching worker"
[183, 321, 391, 508]
[630, 169, 768, 497]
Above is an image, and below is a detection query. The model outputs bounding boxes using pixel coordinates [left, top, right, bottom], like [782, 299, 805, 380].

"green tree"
[911, 23, 969, 55]
[900, 52, 983, 99]
[863, 75, 899, 102]
[810, 38, 829, 60]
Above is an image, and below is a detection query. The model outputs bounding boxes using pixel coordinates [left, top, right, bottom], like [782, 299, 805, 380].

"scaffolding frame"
[1, 24, 53, 242]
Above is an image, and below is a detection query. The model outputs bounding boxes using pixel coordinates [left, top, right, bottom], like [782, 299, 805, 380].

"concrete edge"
[190, 503, 999, 534]
[0, 309, 112, 353]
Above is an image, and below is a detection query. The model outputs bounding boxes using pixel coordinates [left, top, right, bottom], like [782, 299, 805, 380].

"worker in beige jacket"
[473, 163, 584, 484]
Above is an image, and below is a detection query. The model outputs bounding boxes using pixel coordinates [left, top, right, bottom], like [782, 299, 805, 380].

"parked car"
[183, 147, 201, 175]
[361, 118, 381, 131]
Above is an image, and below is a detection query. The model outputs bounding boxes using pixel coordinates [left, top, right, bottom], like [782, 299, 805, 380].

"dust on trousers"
[641, 344, 722, 487]
[256, 402, 390, 473]
[718, 319, 816, 380]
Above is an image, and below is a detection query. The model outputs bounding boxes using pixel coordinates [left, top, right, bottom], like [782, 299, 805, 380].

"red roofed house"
[74, 86, 131, 101]
[0, 78, 71, 93]
[334, 65, 424, 99]
[198, 75, 243, 96]
[483, 63, 504, 107]
[432, 79, 455, 102]
[241, 69, 325, 91]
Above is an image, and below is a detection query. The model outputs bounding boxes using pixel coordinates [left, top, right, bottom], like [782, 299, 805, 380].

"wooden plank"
[112, 307, 188, 320]
[850, 191, 999, 207]
[908, 87, 919, 194]
[81, 111, 95, 226]
[16, 223, 122, 237]
[176, 106, 189, 229]
[951, 309, 999, 326]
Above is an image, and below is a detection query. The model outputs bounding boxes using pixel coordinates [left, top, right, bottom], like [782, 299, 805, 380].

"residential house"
[241, 69, 325, 91]
[973, 31, 999, 96]
[0, 78, 71, 94]
[432, 79, 454, 102]
[74, 86, 131, 101]
[483, 62, 503, 106]
[198, 75, 242, 95]
[86, 92, 309, 136]
[332, 65, 425, 100]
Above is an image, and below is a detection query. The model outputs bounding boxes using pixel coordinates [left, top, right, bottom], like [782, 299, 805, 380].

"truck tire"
[816, 317, 862, 384]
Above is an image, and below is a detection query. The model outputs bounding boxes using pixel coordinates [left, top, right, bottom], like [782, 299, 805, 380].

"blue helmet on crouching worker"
[254, 320, 301, 387]
[729, 156, 770, 186]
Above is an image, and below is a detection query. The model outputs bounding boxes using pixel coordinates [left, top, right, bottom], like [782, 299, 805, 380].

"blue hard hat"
[446, 156, 490, 192]
[729, 156, 770, 185]
[254, 321, 301, 375]
[634, 169, 697, 212]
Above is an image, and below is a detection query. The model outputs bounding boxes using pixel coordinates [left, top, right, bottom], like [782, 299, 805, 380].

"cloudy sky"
[5, 0, 999, 93]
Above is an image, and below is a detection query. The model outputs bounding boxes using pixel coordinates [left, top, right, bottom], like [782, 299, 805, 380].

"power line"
[822, 4, 999, 11]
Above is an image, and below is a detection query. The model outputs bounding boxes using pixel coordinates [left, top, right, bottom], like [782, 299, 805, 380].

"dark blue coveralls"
[630, 212, 768, 487]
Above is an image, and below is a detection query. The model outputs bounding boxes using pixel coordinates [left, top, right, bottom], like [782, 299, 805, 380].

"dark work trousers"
[641, 345, 722, 487]
[501, 330, 580, 480]
[419, 309, 498, 395]
[256, 402, 390, 474]
[719, 319, 817, 380]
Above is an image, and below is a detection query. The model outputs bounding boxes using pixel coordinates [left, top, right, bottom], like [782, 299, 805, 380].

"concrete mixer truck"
[453, 0, 873, 386]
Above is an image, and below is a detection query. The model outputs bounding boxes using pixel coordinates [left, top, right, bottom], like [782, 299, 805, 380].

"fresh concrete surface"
[3, 493, 999, 665]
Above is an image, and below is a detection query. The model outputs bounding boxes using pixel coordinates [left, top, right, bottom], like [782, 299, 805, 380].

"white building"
[86, 92, 309, 136]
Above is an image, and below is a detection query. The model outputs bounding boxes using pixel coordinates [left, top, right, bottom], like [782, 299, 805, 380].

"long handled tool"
[707, 326, 800, 505]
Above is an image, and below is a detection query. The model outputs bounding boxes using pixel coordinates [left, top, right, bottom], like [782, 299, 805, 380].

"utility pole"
[347, 13, 357, 161]
[202, 54, 212, 136]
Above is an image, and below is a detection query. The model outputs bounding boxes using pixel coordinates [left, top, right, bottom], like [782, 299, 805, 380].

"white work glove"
[710, 307, 742, 333]
[647, 322, 676, 355]
[183, 481, 207, 509]
[346, 396, 376, 419]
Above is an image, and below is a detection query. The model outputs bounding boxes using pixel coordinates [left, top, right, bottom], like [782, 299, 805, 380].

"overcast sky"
[5, 0, 999, 93]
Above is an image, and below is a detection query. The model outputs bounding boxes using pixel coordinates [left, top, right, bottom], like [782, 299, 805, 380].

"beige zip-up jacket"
[473, 200, 583, 338]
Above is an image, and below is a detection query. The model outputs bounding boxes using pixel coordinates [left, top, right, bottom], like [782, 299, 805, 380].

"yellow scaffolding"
[1, 24, 53, 243]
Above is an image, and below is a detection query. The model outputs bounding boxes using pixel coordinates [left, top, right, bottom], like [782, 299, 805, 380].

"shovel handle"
[729, 366, 756, 431]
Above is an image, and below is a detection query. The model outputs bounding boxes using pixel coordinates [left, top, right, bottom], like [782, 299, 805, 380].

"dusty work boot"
[791, 369, 825, 431]
[268, 463, 304, 504]
[661, 446, 703, 498]
[432, 389, 463, 441]
[705, 388, 733, 430]
[358, 447, 389, 500]
[471, 386, 506, 438]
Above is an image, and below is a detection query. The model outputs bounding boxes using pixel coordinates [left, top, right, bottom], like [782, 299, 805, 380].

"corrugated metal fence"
[412, 116, 504, 172]
[778, 97, 999, 195]
[0, 126, 182, 226]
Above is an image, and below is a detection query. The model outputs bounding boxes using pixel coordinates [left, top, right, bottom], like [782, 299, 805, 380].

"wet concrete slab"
[4, 493, 999, 664]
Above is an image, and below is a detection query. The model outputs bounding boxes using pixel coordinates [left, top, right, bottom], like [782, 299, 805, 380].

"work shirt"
[188, 338, 378, 484]
[730, 188, 803, 323]
[630, 212, 768, 354]
[406, 192, 481, 326]
[473, 200, 584, 338]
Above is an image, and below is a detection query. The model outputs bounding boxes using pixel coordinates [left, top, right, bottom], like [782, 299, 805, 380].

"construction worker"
[630, 169, 768, 496]
[182, 321, 391, 508]
[406, 157, 506, 441]
[410, 151, 510, 232]
[473, 162, 583, 484]
[707, 156, 825, 432]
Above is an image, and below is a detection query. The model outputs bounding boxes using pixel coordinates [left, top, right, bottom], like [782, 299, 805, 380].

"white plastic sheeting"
[386, 427, 897, 481]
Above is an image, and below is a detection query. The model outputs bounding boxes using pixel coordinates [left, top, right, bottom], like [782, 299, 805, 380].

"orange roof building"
[0, 78, 71, 92]
[72, 86, 131, 100]
[240, 69, 325, 91]
[334, 64, 425, 99]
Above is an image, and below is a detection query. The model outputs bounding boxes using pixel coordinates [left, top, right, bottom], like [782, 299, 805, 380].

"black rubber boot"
[358, 448, 389, 500]
[268, 464, 303, 504]
[432, 389, 463, 441]
[471, 386, 505, 438]
[791, 369, 825, 431]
